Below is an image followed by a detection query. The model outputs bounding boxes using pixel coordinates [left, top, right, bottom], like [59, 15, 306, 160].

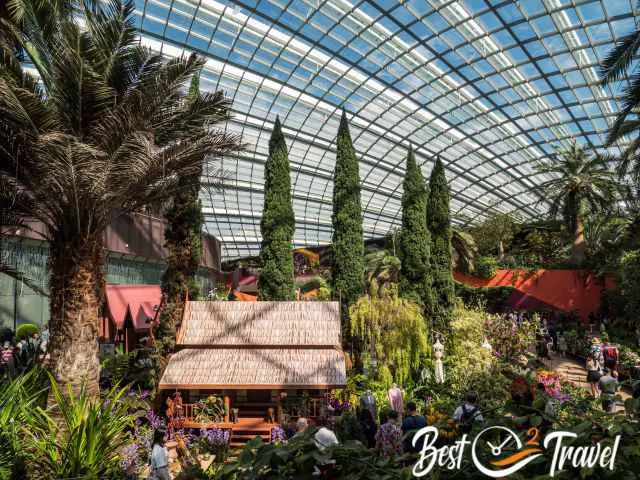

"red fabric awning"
[105, 284, 161, 331]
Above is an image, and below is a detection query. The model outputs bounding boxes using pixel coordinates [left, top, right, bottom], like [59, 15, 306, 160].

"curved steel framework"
[134, 0, 635, 259]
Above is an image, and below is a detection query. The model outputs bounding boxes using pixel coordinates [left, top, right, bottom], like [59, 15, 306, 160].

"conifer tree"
[331, 111, 365, 339]
[427, 157, 455, 332]
[258, 117, 295, 300]
[399, 146, 431, 312]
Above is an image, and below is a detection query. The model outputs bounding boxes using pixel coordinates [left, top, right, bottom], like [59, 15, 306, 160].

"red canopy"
[105, 284, 161, 331]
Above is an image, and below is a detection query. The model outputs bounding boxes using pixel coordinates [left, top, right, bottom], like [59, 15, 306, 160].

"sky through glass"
[133, 0, 636, 259]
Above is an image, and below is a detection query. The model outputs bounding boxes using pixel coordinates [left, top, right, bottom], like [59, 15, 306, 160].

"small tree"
[258, 117, 295, 300]
[350, 283, 429, 387]
[471, 213, 519, 259]
[331, 111, 365, 347]
[399, 146, 431, 312]
[427, 158, 455, 333]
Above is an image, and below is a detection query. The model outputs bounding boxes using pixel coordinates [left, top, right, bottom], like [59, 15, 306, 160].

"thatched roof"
[159, 348, 346, 389]
[178, 301, 341, 347]
[160, 301, 346, 390]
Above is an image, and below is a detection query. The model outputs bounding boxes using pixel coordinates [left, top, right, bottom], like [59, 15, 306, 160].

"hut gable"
[160, 301, 347, 390]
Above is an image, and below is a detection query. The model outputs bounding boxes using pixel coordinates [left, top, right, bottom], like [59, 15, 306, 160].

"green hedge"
[474, 256, 499, 279]
[16, 323, 39, 341]
[455, 282, 514, 312]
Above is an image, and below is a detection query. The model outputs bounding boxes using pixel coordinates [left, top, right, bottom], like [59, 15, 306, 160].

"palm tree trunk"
[572, 213, 586, 263]
[47, 236, 103, 397]
[498, 239, 505, 260]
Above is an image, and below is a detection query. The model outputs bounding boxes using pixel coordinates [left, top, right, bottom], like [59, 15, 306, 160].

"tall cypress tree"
[331, 111, 365, 343]
[427, 157, 455, 332]
[399, 146, 431, 312]
[258, 116, 295, 300]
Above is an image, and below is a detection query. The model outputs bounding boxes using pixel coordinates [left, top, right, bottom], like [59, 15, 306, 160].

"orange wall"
[454, 269, 615, 319]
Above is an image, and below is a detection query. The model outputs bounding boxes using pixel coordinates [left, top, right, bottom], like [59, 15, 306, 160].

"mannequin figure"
[387, 383, 404, 414]
[360, 390, 377, 419]
[433, 338, 445, 384]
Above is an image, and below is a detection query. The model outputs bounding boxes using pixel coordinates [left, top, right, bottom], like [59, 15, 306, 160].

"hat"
[314, 427, 339, 451]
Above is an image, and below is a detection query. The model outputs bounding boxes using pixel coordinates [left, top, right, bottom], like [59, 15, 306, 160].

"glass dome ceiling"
[133, 0, 636, 259]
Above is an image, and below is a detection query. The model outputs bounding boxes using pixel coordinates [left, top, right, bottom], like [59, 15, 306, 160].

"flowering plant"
[197, 427, 230, 456]
[270, 426, 286, 444]
[194, 395, 225, 423]
[536, 369, 571, 404]
[328, 398, 351, 414]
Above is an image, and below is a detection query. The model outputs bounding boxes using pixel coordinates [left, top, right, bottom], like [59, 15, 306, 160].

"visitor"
[598, 362, 619, 412]
[358, 408, 377, 448]
[548, 313, 557, 351]
[602, 343, 619, 371]
[150, 428, 172, 480]
[556, 332, 567, 357]
[375, 410, 402, 458]
[633, 380, 640, 400]
[534, 382, 556, 426]
[402, 401, 426, 453]
[586, 353, 601, 398]
[0, 341, 14, 365]
[453, 391, 483, 434]
[313, 417, 339, 451]
[284, 418, 297, 439]
[292, 417, 309, 439]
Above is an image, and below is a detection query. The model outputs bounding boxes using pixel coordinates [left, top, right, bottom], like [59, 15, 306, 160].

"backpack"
[459, 404, 478, 434]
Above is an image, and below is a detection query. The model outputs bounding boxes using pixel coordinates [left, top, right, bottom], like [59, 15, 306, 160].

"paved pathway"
[544, 352, 630, 411]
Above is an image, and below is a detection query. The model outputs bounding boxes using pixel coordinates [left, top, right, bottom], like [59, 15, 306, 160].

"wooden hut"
[159, 301, 346, 437]
[101, 284, 161, 352]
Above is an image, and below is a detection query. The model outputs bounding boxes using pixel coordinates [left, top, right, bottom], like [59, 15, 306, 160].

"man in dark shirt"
[401, 401, 427, 453]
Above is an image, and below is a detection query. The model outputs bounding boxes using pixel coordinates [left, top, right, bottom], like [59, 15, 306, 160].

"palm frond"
[600, 27, 640, 86]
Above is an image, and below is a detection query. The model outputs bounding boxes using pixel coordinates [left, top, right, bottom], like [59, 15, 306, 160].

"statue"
[387, 383, 404, 414]
[433, 338, 445, 384]
[166, 397, 175, 439]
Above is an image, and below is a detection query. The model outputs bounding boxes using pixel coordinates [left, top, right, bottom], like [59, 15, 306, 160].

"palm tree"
[600, 22, 640, 179]
[364, 247, 401, 290]
[0, 0, 241, 395]
[536, 143, 619, 262]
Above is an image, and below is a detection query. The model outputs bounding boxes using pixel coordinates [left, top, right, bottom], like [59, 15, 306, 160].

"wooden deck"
[182, 416, 277, 449]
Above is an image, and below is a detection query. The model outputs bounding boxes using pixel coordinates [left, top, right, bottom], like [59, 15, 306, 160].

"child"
[150, 428, 172, 480]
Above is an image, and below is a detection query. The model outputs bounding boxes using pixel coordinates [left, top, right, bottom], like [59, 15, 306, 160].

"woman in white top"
[150, 429, 172, 480]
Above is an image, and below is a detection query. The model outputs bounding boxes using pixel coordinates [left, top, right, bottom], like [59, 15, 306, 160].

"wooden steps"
[229, 419, 273, 450]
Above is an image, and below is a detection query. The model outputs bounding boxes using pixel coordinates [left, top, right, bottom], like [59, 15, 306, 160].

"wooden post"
[224, 395, 230, 423]
[277, 394, 284, 425]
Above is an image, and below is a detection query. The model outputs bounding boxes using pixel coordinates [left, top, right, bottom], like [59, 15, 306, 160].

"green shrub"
[474, 255, 498, 279]
[455, 282, 514, 312]
[23, 379, 144, 479]
[218, 434, 411, 479]
[15, 323, 39, 341]
[334, 411, 365, 443]
[620, 250, 640, 322]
